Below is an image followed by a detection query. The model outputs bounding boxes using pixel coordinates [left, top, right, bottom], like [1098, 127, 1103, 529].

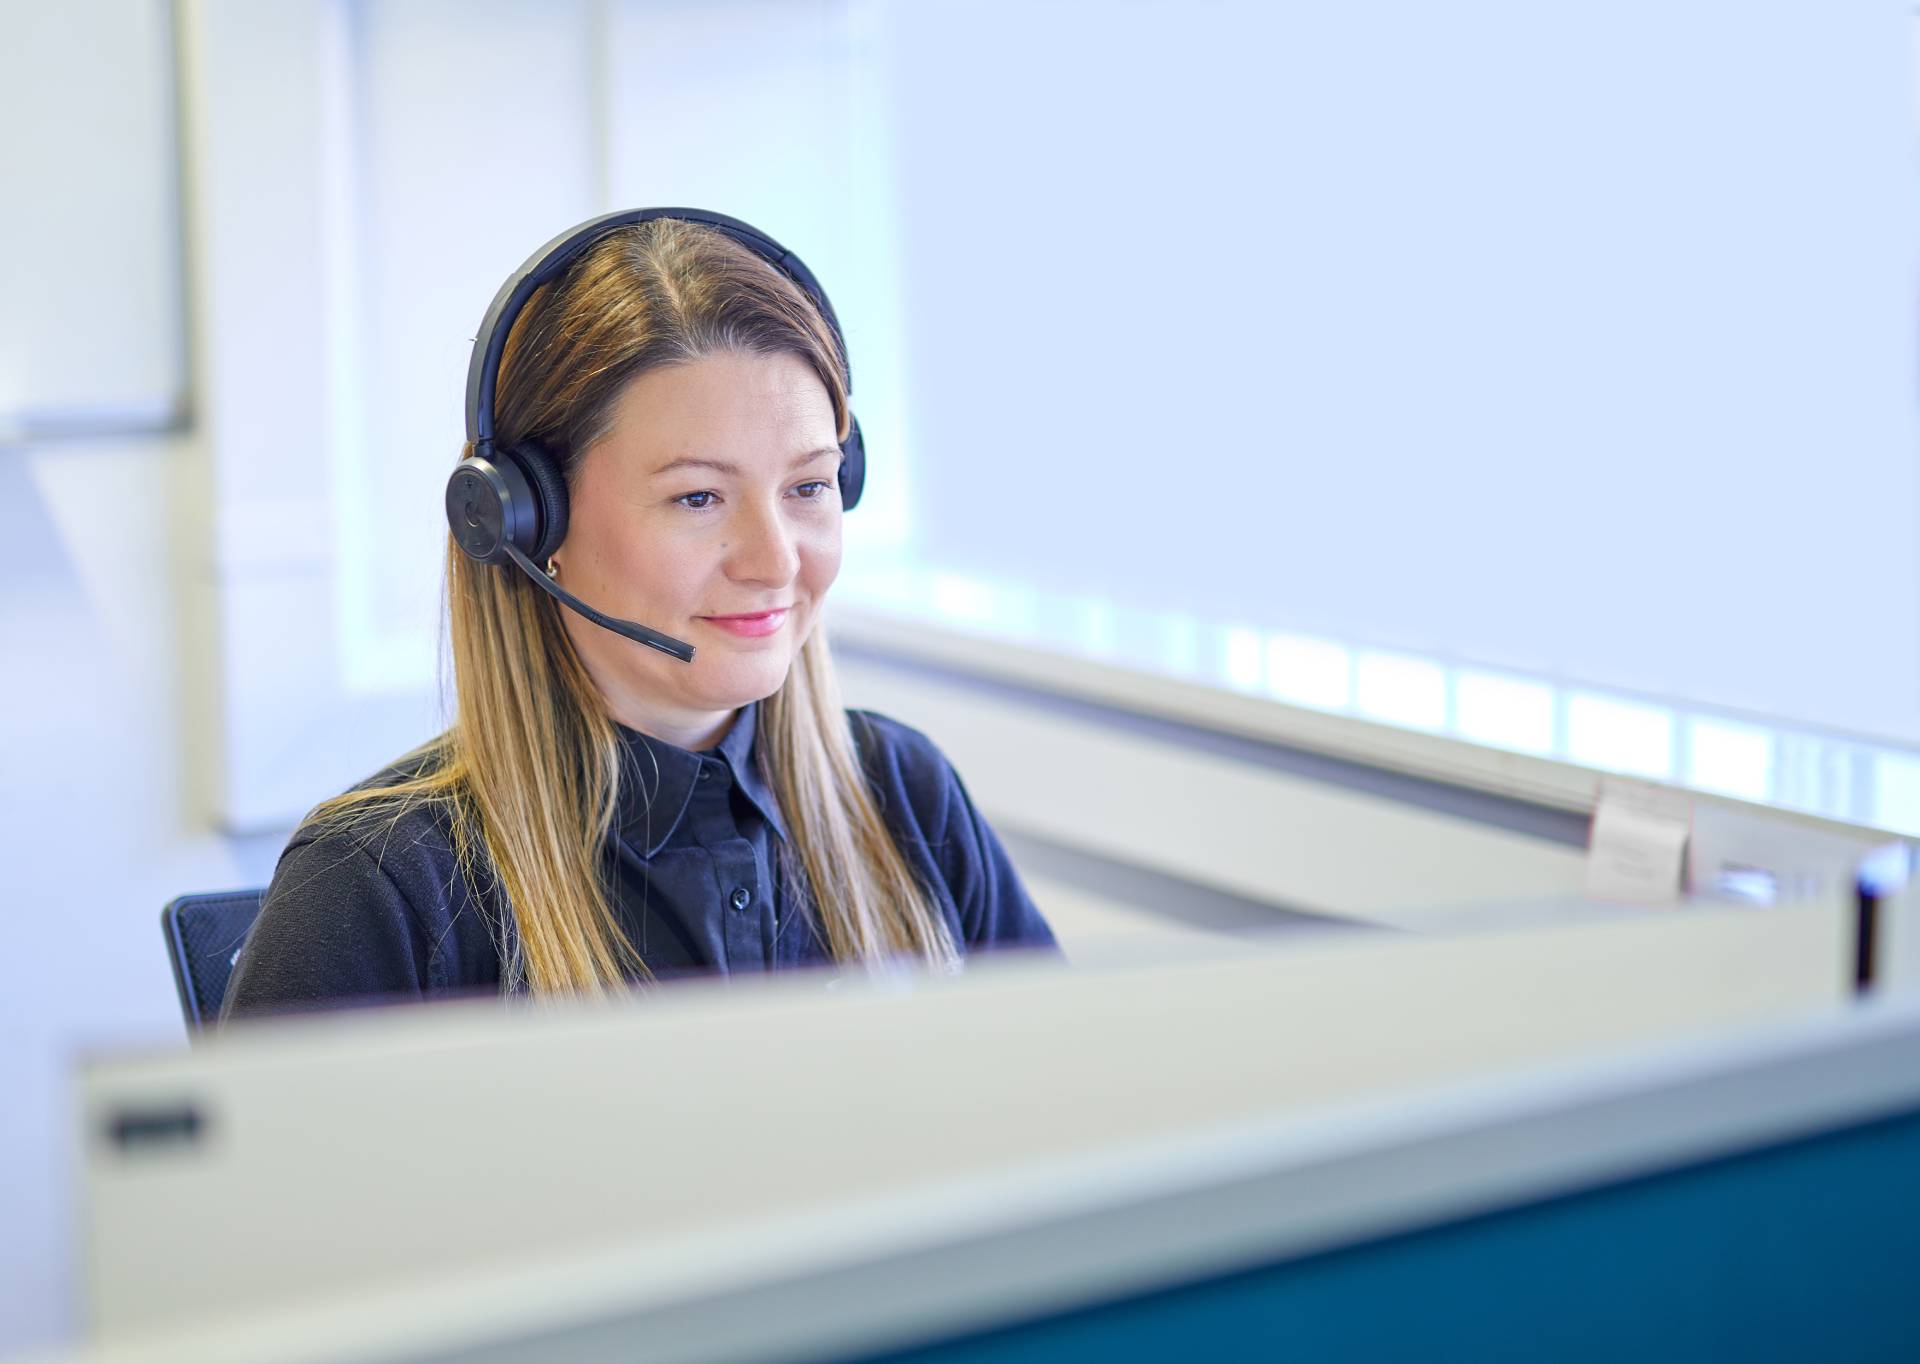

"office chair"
[161, 890, 265, 1033]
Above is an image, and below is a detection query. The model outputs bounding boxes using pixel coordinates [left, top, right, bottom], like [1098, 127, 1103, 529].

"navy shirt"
[221, 706, 1057, 1018]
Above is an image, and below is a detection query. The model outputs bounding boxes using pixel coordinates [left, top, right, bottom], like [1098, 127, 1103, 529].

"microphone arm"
[502, 542, 697, 663]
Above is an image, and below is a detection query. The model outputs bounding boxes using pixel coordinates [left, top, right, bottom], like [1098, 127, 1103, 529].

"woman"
[222, 210, 1056, 1018]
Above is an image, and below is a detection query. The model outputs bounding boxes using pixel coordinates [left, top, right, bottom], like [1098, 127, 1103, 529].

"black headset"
[444, 208, 865, 664]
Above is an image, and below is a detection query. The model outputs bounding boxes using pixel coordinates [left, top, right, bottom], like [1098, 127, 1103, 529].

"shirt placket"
[690, 755, 770, 972]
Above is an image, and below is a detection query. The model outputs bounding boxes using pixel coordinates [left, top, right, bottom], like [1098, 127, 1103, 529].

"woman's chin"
[688, 652, 798, 710]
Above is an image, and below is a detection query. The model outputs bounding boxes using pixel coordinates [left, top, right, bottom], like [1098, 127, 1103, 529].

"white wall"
[878, 0, 1920, 746]
[0, 0, 183, 435]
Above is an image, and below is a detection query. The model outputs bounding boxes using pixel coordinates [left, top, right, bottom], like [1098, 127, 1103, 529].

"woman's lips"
[699, 608, 790, 638]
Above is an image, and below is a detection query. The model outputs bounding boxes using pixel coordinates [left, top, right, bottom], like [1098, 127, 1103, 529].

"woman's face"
[553, 349, 844, 748]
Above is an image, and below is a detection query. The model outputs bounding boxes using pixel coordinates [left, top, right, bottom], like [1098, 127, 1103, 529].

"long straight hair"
[304, 219, 957, 992]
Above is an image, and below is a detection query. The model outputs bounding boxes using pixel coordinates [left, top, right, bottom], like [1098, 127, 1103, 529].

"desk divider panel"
[80, 892, 1851, 1338]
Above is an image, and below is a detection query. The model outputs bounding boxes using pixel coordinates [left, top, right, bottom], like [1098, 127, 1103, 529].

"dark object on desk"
[161, 890, 264, 1034]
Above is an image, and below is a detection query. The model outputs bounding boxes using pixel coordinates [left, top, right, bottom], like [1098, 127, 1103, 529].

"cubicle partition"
[72, 889, 1857, 1358]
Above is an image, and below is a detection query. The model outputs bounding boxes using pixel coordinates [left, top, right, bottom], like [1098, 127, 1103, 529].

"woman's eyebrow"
[651, 448, 840, 478]
[651, 456, 738, 478]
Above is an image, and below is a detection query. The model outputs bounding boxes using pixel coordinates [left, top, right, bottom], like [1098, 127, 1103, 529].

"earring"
[545, 558, 560, 580]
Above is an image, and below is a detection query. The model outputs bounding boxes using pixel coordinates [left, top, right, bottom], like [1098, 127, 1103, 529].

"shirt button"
[730, 885, 752, 912]
[697, 764, 713, 783]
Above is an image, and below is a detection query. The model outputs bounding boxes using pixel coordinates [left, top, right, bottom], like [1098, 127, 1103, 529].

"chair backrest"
[161, 890, 266, 1033]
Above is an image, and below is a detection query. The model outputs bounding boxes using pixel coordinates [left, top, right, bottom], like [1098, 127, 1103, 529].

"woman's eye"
[793, 480, 833, 500]
[675, 490, 717, 510]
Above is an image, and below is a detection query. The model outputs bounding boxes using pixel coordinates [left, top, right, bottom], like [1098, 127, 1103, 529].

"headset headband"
[463, 207, 853, 454]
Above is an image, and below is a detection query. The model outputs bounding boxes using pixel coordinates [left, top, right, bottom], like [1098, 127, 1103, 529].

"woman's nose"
[727, 500, 801, 585]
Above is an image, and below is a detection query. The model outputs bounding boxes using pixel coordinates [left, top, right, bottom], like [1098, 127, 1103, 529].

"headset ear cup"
[838, 414, 866, 512]
[510, 440, 571, 562]
[446, 454, 533, 565]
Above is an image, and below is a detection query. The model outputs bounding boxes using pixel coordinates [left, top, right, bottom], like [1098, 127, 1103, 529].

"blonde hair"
[304, 219, 957, 993]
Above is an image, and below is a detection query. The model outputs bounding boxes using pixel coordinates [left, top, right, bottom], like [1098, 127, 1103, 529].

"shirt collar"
[716, 701, 789, 843]
[615, 701, 788, 857]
